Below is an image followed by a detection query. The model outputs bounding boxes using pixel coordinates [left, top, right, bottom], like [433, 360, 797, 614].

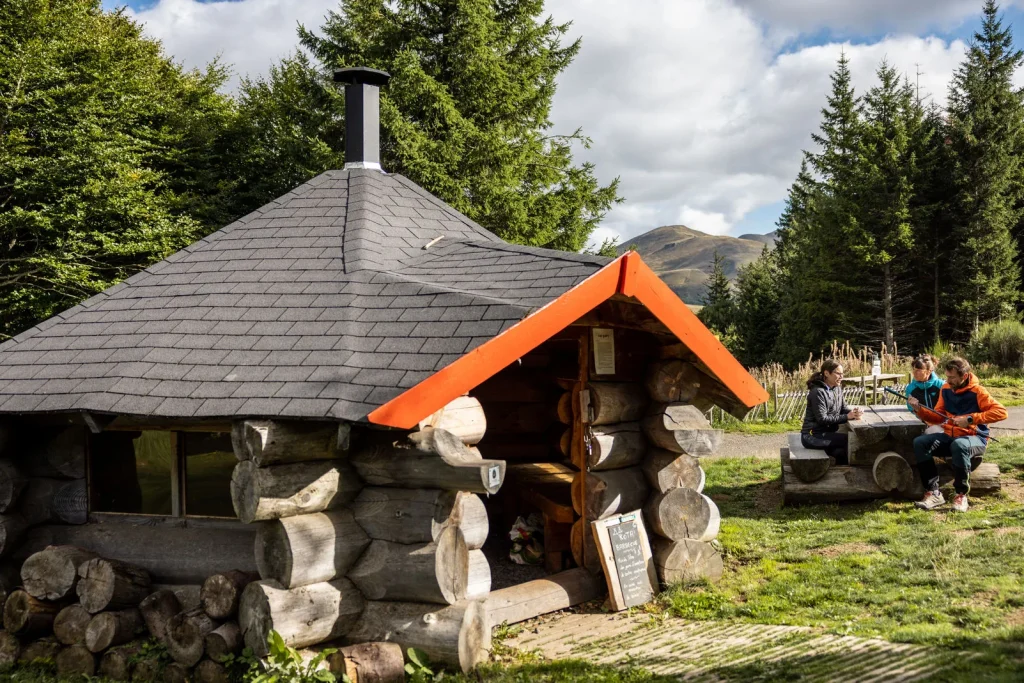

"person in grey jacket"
[800, 359, 862, 465]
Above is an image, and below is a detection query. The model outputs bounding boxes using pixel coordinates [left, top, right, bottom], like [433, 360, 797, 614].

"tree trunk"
[882, 262, 894, 348]
[22, 545, 99, 601]
[873, 451, 913, 493]
[485, 568, 604, 626]
[18, 479, 87, 526]
[345, 600, 490, 673]
[99, 644, 142, 682]
[644, 489, 720, 541]
[18, 638, 61, 665]
[571, 467, 649, 520]
[54, 604, 92, 645]
[194, 659, 230, 683]
[642, 404, 722, 455]
[583, 423, 646, 471]
[0, 461, 26, 514]
[3, 590, 61, 636]
[76, 558, 152, 614]
[0, 630, 20, 668]
[200, 570, 259, 619]
[652, 538, 723, 585]
[166, 608, 219, 667]
[139, 590, 181, 644]
[0, 515, 27, 558]
[239, 579, 364, 656]
[163, 662, 191, 683]
[589, 383, 648, 425]
[645, 361, 701, 403]
[204, 621, 241, 661]
[351, 429, 504, 495]
[570, 519, 602, 574]
[242, 420, 345, 466]
[231, 460, 362, 524]
[56, 644, 96, 678]
[85, 608, 144, 653]
[349, 527, 468, 605]
[417, 396, 487, 445]
[465, 550, 490, 600]
[328, 642, 405, 683]
[255, 510, 369, 589]
[642, 450, 705, 494]
[350, 488, 488, 550]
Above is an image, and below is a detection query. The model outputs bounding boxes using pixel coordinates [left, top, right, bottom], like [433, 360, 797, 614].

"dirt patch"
[1006, 607, 1024, 628]
[814, 542, 881, 558]
[1001, 476, 1024, 504]
[995, 526, 1024, 537]
[754, 478, 784, 512]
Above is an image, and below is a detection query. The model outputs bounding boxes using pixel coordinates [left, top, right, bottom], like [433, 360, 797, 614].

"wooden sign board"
[591, 510, 658, 610]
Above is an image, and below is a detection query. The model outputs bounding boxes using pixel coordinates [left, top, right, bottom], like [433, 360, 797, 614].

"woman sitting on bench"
[801, 359, 862, 465]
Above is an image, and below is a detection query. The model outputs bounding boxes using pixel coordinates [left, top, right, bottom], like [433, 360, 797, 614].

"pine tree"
[945, 0, 1023, 334]
[734, 246, 782, 367]
[697, 251, 736, 335]
[233, 0, 620, 252]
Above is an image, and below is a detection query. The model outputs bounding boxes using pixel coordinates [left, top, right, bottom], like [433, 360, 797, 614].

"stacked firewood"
[641, 361, 724, 584]
[232, 404, 502, 674]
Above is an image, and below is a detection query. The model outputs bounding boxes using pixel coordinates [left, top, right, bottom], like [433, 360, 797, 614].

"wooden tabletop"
[846, 405, 925, 465]
[842, 373, 905, 383]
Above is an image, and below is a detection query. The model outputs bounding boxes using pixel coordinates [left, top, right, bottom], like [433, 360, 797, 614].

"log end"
[230, 461, 259, 525]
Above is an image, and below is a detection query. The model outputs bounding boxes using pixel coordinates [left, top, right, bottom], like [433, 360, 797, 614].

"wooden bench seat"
[786, 433, 831, 483]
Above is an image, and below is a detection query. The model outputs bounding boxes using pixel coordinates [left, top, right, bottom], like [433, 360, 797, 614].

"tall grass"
[749, 341, 912, 392]
[967, 320, 1024, 369]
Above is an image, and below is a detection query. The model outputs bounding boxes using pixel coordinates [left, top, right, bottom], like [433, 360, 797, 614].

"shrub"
[967, 320, 1024, 369]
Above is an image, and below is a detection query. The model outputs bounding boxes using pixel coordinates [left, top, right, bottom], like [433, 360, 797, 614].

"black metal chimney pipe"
[333, 67, 391, 171]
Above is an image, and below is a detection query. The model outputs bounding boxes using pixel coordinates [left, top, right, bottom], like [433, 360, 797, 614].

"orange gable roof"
[368, 251, 769, 428]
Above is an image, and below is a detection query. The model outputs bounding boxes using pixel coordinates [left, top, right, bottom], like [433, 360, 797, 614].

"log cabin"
[0, 67, 768, 672]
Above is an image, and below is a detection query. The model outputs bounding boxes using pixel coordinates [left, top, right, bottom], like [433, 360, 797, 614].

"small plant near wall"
[226, 631, 344, 683]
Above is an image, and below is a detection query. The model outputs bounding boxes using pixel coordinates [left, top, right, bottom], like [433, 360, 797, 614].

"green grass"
[715, 417, 801, 435]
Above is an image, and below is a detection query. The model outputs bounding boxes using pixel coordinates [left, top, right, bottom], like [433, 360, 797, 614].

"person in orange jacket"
[910, 357, 1007, 512]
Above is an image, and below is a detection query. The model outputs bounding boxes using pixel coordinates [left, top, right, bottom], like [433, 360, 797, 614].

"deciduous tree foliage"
[0, 0, 236, 338]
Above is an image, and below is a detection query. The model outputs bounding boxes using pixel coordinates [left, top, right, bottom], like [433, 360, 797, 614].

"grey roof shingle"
[0, 169, 611, 422]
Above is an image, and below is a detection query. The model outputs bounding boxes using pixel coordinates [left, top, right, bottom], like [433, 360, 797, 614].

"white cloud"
[127, 0, 974, 246]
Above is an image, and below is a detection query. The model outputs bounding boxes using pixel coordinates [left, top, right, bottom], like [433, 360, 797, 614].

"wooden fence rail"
[706, 383, 909, 425]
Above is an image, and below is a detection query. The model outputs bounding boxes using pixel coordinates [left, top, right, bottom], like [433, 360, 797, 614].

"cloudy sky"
[102, 0, 1024, 246]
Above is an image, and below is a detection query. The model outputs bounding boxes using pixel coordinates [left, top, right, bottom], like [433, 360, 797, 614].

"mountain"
[618, 225, 776, 304]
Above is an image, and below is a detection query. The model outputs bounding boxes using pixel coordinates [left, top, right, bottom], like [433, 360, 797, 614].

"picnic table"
[845, 404, 925, 466]
[841, 373, 906, 405]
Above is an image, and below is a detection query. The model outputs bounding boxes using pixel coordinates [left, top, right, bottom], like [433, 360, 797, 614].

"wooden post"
[773, 382, 779, 418]
[860, 376, 866, 406]
[575, 330, 590, 570]
[872, 375, 878, 406]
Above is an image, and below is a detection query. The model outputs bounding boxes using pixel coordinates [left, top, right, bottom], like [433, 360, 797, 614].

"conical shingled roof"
[0, 169, 609, 421]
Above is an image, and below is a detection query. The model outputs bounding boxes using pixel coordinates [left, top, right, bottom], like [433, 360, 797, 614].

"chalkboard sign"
[591, 510, 658, 610]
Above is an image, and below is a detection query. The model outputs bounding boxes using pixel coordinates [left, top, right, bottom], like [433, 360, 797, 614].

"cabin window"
[89, 430, 236, 519]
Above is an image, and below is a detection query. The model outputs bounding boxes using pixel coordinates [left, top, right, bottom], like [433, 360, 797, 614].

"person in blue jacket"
[905, 355, 944, 413]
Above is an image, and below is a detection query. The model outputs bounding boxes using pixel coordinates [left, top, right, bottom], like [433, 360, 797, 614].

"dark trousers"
[801, 431, 849, 465]
[912, 432, 986, 495]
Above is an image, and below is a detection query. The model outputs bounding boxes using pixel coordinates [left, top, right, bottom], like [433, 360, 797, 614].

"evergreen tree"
[734, 246, 782, 367]
[234, 0, 621, 252]
[697, 251, 736, 335]
[0, 0, 236, 338]
[945, 0, 1023, 334]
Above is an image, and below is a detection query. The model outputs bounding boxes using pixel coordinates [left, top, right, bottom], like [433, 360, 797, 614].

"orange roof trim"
[368, 251, 769, 428]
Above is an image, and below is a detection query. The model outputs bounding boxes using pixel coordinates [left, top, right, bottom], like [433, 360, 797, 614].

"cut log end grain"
[0, 460, 26, 513]
[255, 510, 369, 588]
[19, 638, 61, 667]
[0, 515, 27, 558]
[345, 600, 490, 674]
[872, 451, 913, 493]
[164, 662, 191, 683]
[231, 459, 362, 524]
[195, 659, 231, 683]
[644, 488, 721, 542]
[139, 590, 181, 644]
[132, 656, 161, 682]
[348, 527, 469, 605]
[3, 590, 61, 637]
[652, 538, 723, 586]
[239, 579, 365, 657]
[56, 644, 96, 679]
[417, 396, 487, 445]
[54, 604, 92, 646]
[99, 644, 141, 682]
[642, 450, 704, 494]
[85, 608, 143, 653]
[200, 570, 258, 619]
[0, 630, 20, 668]
[204, 621, 241, 662]
[166, 608, 219, 667]
[645, 360, 701, 403]
[642, 403, 722, 455]
[22, 545, 98, 601]
[327, 642, 406, 683]
[77, 558, 152, 614]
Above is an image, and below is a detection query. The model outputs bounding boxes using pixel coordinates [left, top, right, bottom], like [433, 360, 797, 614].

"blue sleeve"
[905, 383, 914, 412]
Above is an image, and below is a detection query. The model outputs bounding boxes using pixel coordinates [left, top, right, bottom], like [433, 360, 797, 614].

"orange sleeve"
[972, 386, 1008, 425]
[918, 389, 947, 425]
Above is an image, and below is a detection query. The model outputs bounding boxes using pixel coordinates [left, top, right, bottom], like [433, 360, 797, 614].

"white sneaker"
[951, 494, 969, 513]
[915, 490, 946, 510]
